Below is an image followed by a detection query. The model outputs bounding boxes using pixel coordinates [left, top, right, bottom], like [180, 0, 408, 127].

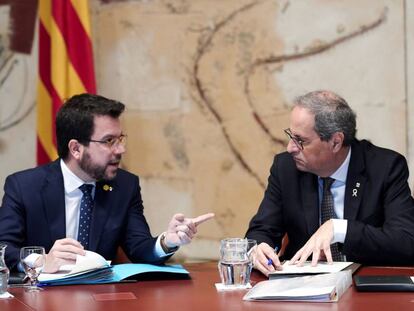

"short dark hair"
[293, 90, 357, 146]
[56, 93, 125, 159]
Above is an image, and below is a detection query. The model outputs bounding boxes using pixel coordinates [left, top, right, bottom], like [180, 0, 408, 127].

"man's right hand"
[253, 242, 283, 276]
[43, 238, 85, 273]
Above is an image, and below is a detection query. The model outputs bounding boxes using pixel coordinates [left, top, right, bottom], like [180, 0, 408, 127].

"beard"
[79, 150, 121, 181]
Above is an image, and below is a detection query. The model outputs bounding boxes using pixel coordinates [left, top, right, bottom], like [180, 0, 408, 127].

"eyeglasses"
[284, 128, 305, 150]
[87, 134, 127, 149]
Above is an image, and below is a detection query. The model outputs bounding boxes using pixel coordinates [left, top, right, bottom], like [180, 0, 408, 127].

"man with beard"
[0, 93, 214, 272]
[246, 90, 414, 276]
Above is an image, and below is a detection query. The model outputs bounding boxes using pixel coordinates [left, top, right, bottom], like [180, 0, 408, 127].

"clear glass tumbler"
[218, 238, 256, 287]
[20, 246, 45, 291]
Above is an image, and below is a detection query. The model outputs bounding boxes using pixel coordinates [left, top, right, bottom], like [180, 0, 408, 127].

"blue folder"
[39, 263, 189, 286]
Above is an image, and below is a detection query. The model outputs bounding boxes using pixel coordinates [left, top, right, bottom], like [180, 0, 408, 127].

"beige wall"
[0, 4, 37, 191]
[0, 0, 413, 261]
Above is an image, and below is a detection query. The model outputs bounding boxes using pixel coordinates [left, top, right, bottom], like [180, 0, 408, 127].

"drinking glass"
[0, 244, 9, 295]
[218, 238, 257, 287]
[20, 246, 45, 291]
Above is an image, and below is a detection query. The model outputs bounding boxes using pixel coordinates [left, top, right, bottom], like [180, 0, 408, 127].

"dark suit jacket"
[246, 139, 414, 265]
[0, 160, 167, 270]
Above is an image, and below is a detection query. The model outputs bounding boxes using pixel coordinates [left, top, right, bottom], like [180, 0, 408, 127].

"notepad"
[354, 275, 414, 292]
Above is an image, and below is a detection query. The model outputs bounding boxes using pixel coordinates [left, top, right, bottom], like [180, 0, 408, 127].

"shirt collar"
[60, 159, 95, 194]
[330, 147, 351, 183]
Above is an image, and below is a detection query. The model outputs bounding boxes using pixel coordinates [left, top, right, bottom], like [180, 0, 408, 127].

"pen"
[267, 246, 279, 266]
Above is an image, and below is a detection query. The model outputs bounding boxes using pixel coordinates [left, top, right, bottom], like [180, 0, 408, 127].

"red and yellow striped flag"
[37, 0, 96, 165]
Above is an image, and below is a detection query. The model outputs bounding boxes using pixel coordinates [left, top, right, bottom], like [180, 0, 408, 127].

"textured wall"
[0, 0, 412, 262]
[0, 3, 37, 200]
[92, 0, 409, 261]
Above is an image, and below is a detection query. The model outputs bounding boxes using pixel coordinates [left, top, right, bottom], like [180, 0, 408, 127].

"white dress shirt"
[318, 148, 351, 244]
[60, 160, 171, 257]
[60, 160, 95, 240]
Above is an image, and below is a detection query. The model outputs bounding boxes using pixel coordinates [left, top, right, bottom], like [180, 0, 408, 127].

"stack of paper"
[243, 270, 352, 302]
[39, 251, 111, 283]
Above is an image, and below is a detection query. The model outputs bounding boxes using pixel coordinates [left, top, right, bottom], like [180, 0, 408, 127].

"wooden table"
[2, 262, 414, 311]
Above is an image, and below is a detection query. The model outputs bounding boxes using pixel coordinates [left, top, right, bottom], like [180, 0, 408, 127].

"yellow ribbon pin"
[103, 184, 113, 191]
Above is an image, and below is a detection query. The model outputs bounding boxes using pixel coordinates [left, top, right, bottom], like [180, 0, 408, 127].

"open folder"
[38, 251, 189, 286]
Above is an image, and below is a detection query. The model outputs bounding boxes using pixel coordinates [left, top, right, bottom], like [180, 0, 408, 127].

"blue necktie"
[78, 184, 94, 250]
[321, 178, 343, 261]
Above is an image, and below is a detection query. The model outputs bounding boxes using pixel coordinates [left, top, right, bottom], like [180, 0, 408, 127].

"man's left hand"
[290, 220, 334, 266]
[164, 213, 215, 248]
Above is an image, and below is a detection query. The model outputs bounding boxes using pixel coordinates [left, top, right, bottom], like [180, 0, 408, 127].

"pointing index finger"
[192, 213, 215, 226]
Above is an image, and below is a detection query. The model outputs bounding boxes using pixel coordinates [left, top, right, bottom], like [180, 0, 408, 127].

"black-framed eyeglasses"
[284, 128, 304, 150]
[87, 134, 127, 149]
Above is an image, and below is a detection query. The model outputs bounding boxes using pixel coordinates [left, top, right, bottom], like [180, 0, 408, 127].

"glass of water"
[218, 238, 257, 287]
[0, 244, 10, 295]
[20, 246, 45, 291]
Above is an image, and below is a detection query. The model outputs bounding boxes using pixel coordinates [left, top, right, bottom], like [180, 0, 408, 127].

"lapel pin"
[103, 184, 113, 191]
[356, 182, 360, 188]
[352, 188, 358, 197]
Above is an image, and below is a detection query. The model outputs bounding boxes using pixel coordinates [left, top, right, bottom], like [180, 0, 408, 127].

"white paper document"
[39, 250, 110, 282]
[268, 261, 354, 279]
[0, 292, 13, 299]
[243, 270, 352, 302]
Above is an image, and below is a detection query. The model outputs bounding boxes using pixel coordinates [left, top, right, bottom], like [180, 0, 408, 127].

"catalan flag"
[37, 0, 96, 165]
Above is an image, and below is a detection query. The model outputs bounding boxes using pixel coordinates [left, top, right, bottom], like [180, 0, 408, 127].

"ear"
[331, 132, 344, 153]
[68, 139, 83, 160]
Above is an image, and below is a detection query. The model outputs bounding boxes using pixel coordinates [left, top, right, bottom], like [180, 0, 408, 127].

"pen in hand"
[267, 246, 279, 266]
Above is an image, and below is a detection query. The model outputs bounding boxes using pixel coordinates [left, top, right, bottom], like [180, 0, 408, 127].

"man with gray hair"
[246, 90, 414, 276]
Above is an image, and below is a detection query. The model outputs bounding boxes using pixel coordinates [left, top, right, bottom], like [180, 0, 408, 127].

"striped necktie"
[321, 177, 343, 261]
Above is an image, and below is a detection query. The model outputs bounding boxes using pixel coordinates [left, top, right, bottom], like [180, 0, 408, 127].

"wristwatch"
[160, 233, 179, 253]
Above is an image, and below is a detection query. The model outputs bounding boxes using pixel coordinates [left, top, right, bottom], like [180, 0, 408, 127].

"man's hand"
[290, 220, 334, 266]
[43, 238, 86, 273]
[253, 242, 282, 276]
[164, 213, 215, 248]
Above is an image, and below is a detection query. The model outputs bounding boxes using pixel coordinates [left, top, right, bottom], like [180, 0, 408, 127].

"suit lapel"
[300, 173, 319, 235]
[41, 160, 66, 242]
[89, 181, 113, 251]
[344, 141, 366, 220]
